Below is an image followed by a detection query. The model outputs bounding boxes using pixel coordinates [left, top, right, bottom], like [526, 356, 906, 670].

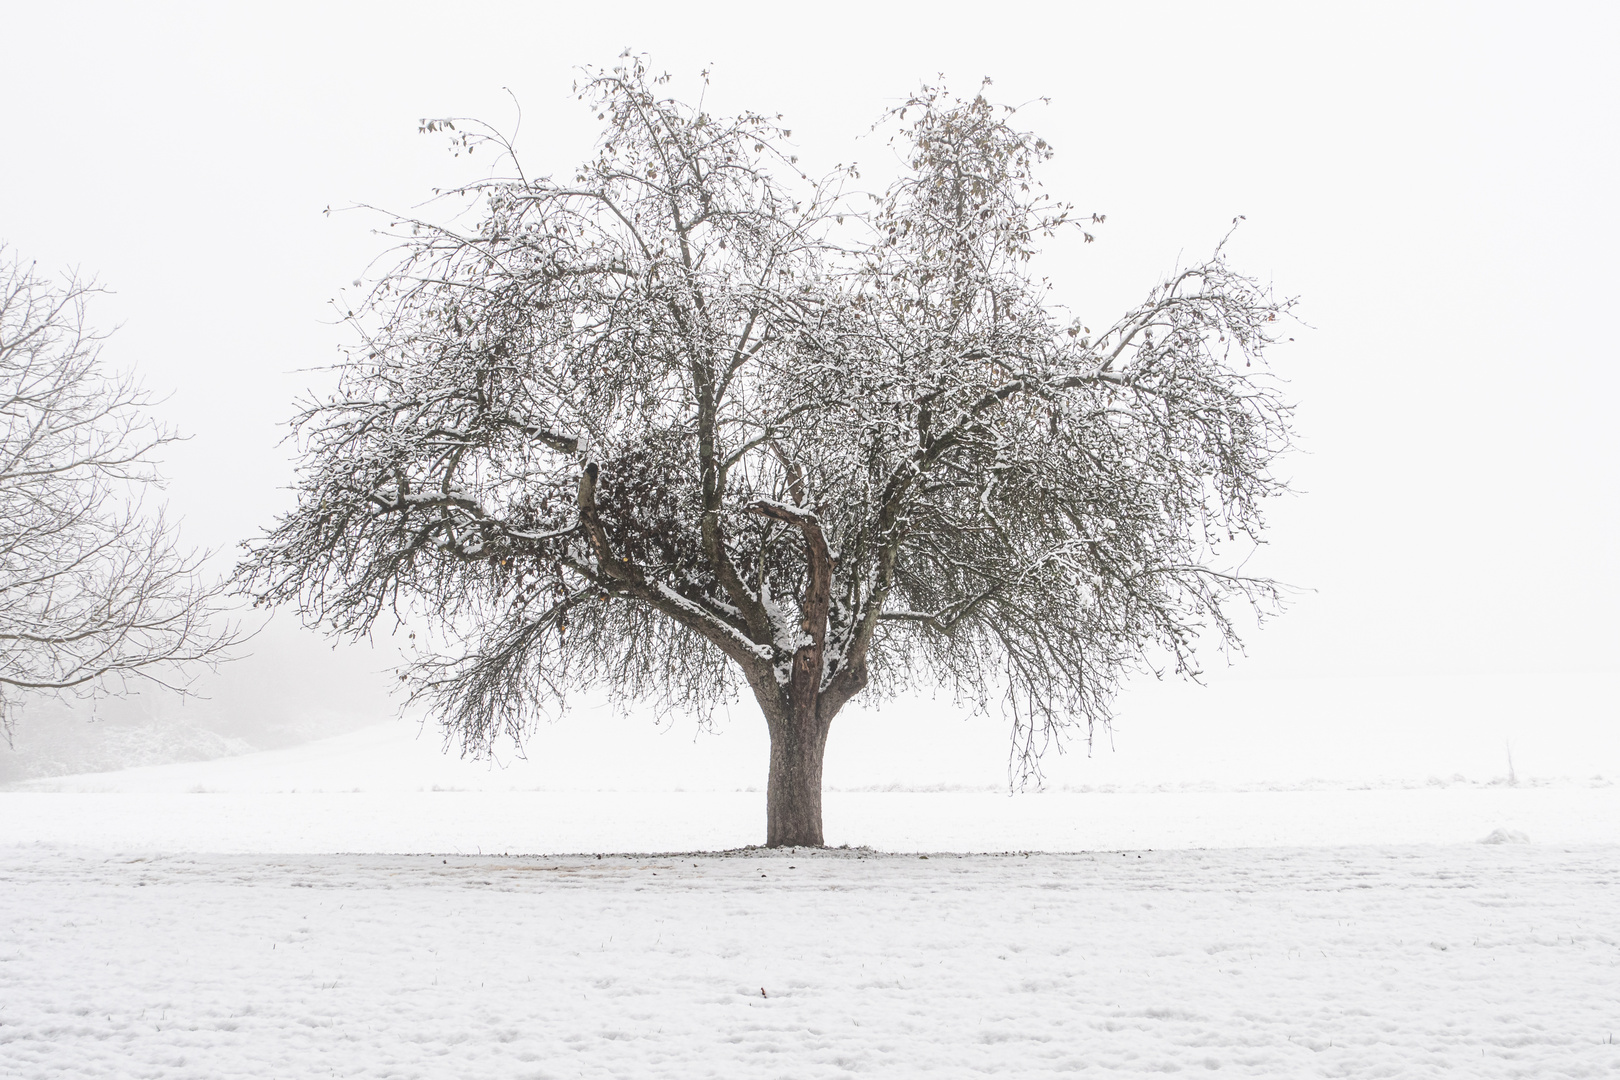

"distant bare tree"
[0, 248, 237, 736]
[241, 58, 1295, 846]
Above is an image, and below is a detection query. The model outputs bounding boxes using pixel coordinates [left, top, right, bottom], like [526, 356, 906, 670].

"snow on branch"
[240, 62, 1297, 788]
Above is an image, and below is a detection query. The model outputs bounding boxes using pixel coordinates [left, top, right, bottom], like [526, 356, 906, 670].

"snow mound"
[1481, 827, 1531, 844]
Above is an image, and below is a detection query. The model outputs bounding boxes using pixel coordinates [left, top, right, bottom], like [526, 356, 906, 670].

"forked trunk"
[765, 712, 828, 847]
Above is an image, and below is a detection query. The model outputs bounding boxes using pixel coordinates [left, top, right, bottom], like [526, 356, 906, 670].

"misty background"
[2, 1, 1615, 791]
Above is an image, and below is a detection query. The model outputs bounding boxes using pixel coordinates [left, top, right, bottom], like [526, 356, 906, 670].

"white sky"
[2, 2, 1616, 785]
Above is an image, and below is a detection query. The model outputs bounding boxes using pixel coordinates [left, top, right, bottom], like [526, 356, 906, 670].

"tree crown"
[241, 58, 1295, 780]
[0, 248, 238, 734]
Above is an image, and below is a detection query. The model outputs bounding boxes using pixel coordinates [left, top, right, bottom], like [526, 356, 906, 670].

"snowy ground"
[6, 704, 1616, 854]
[4, 785, 1620, 854]
[6, 697, 1618, 1078]
[3, 843, 1617, 1078]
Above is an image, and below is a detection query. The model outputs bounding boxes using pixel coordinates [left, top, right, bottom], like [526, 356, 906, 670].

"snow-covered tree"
[0, 248, 237, 736]
[241, 59, 1295, 846]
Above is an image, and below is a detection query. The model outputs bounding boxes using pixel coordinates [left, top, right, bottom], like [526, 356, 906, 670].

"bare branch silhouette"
[0, 247, 240, 737]
[241, 58, 1296, 846]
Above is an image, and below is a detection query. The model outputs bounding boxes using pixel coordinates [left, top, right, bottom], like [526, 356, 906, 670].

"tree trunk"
[765, 714, 828, 847]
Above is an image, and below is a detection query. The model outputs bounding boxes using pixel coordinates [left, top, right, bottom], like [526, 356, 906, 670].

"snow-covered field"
[6, 706, 1619, 1078]
[3, 843, 1617, 1078]
[4, 785, 1620, 854]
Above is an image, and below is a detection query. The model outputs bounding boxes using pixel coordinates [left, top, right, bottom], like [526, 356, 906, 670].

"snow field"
[2, 844, 1617, 1078]
[3, 785, 1617, 854]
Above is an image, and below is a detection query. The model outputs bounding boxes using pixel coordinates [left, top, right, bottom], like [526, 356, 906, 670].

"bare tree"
[0, 248, 237, 737]
[241, 59, 1295, 846]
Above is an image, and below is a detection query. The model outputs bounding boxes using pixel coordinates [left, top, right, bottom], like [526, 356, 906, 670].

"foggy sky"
[3, 1, 1615, 784]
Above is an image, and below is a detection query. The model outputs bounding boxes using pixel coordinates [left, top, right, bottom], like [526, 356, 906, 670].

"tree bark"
[765, 710, 829, 847]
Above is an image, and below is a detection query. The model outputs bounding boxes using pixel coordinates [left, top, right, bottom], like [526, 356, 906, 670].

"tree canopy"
[0, 248, 237, 735]
[241, 59, 1295, 845]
